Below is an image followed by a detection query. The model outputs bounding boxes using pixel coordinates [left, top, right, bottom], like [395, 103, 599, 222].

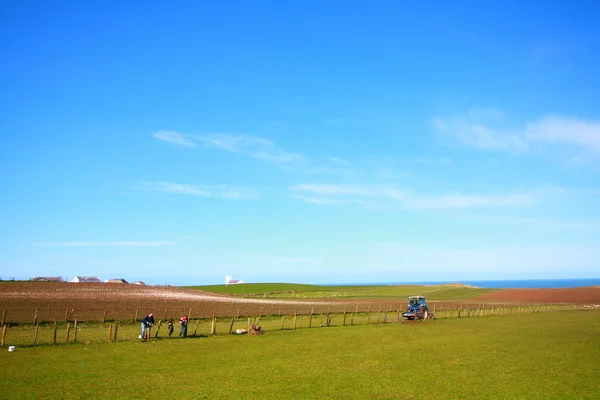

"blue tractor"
[402, 296, 434, 320]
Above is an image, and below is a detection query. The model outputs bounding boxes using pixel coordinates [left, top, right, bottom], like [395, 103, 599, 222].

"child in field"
[168, 317, 174, 336]
[179, 315, 188, 337]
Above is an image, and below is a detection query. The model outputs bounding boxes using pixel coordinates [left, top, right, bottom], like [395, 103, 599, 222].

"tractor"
[402, 296, 434, 320]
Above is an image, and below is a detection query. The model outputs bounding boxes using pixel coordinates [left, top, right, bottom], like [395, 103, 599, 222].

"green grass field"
[2, 312, 598, 399]
[188, 283, 496, 300]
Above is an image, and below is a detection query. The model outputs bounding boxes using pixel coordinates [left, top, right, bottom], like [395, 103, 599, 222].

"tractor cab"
[408, 296, 426, 308]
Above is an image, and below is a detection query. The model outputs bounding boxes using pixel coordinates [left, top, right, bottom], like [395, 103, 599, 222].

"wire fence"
[1, 303, 597, 348]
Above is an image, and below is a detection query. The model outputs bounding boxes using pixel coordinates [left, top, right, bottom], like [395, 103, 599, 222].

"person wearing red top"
[179, 315, 188, 337]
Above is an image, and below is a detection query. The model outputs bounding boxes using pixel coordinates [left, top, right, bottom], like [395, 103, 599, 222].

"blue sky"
[1, 1, 599, 285]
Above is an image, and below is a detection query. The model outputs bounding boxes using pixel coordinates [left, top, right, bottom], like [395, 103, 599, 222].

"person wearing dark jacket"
[141, 313, 155, 339]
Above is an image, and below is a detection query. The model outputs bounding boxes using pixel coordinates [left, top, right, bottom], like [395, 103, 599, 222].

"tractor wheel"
[421, 308, 428, 320]
[428, 312, 435, 319]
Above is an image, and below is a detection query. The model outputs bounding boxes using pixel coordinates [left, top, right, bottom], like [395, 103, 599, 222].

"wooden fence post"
[280, 315, 285, 330]
[229, 317, 235, 334]
[65, 322, 71, 342]
[114, 321, 119, 341]
[342, 305, 347, 326]
[102, 308, 108, 324]
[367, 305, 371, 324]
[293, 309, 297, 330]
[309, 307, 314, 328]
[188, 308, 193, 320]
[259, 307, 263, 318]
[73, 320, 78, 342]
[65, 309, 69, 322]
[108, 323, 113, 342]
[134, 308, 139, 322]
[33, 323, 39, 346]
[1, 310, 6, 326]
[52, 321, 57, 344]
[34, 309, 39, 325]
[163, 308, 167, 320]
[1, 325, 7, 346]
[193, 319, 201, 336]
[210, 316, 216, 335]
[247, 318, 251, 333]
[237, 308, 240, 318]
[154, 320, 162, 338]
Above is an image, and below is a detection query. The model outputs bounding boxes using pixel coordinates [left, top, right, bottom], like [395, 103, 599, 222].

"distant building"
[104, 278, 129, 284]
[30, 276, 63, 282]
[133, 281, 146, 285]
[225, 275, 245, 285]
[70, 276, 102, 283]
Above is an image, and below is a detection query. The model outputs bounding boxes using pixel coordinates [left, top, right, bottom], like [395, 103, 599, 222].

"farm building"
[70, 276, 102, 283]
[133, 281, 146, 285]
[30, 276, 64, 282]
[225, 275, 245, 285]
[104, 278, 129, 284]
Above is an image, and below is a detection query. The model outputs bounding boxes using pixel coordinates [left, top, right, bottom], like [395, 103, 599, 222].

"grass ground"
[188, 283, 496, 300]
[1, 311, 598, 399]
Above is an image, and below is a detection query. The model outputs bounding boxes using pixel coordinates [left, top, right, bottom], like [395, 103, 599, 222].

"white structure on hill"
[71, 276, 102, 283]
[225, 275, 245, 285]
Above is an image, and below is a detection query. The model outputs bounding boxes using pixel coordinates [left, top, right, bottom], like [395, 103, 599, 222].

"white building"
[71, 276, 102, 283]
[225, 275, 245, 285]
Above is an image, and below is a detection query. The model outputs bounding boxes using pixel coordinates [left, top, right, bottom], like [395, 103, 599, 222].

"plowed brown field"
[1, 282, 598, 323]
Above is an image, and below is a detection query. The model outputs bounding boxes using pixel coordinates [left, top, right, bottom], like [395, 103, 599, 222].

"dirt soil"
[1, 282, 598, 323]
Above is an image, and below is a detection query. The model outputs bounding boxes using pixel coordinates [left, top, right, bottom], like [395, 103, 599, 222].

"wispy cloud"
[460, 213, 600, 231]
[152, 131, 196, 147]
[434, 109, 600, 156]
[290, 183, 536, 210]
[327, 156, 349, 165]
[39, 241, 174, 247]
[152, 131, 303, 166]
[139, 182, 256, 199]
[526, 116, 600, 151]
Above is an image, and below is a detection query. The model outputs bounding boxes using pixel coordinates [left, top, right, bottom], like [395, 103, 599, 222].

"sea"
[327, 279, 600, 289]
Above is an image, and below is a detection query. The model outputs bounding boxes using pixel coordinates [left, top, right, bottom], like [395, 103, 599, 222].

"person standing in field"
[168, 317, 174, 336]
[141, 313, 155, 340]
[179, 315, 188, 337]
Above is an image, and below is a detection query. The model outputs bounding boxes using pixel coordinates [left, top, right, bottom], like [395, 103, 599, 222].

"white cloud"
[140, 182, 255, 199]
[526, 116, 600, 151]
[327, 156, 349, 165]
[152, 131, 303, 166]
[460, 214, 600, 231]
[290, 183, 535, 210]
[434, 110, 600, 156]
[39, 241, 174, 247]
[152, 131, 196, 147]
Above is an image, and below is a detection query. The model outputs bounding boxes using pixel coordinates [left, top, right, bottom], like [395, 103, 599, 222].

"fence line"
[0, 303, 598, 348]
[0, 302, 598, 325]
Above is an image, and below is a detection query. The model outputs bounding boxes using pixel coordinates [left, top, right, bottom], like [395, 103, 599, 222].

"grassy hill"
[187, 283, 497, 300]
